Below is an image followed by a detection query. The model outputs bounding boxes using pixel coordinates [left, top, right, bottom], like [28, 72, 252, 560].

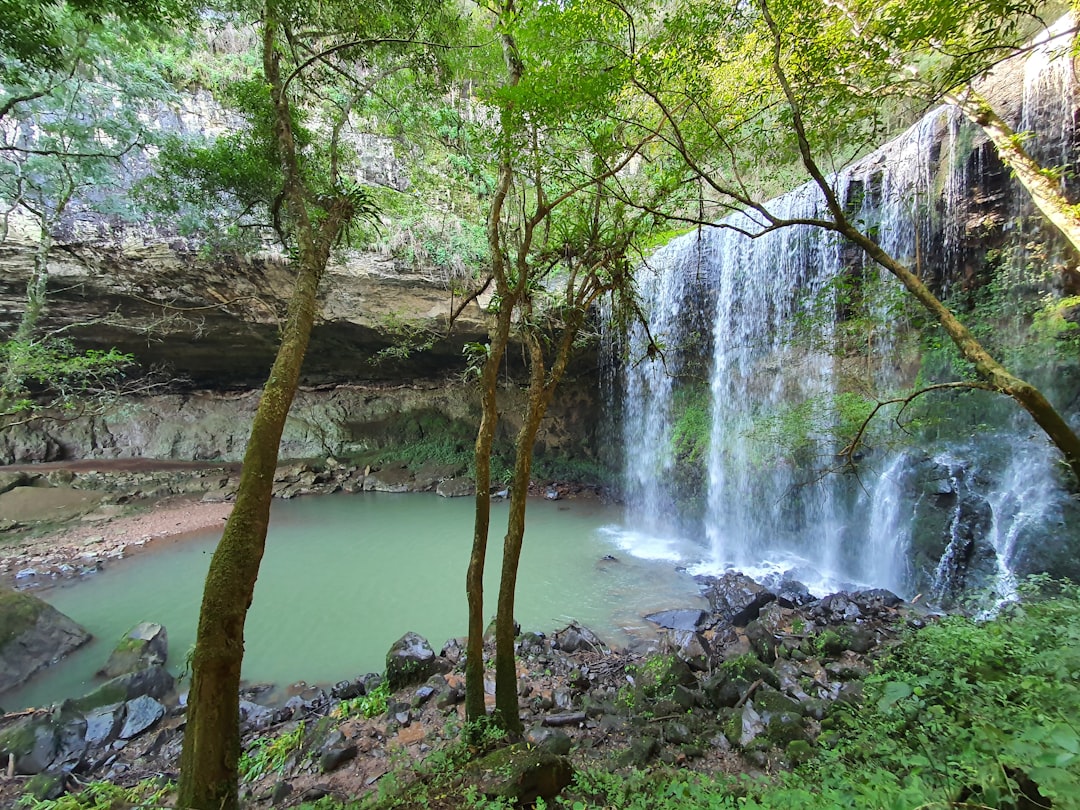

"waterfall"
[615, 31, 1079, 599]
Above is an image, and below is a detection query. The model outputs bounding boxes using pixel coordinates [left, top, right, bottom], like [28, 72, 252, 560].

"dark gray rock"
[701, 572, 776, 626]
[468, 745, 573, 805]
[662, 629, 711, 671]
[525, 726, 572, 755]
[811, 593, 863, 624]
[0, 716, 58, 774]
[775, 580, 815, 608]
[0, 588, 92, 692]
[239, 700, 275, 733]
[52, 714, 87, 772]
[552, 623, 605, 653]
[663, 721, 693, 745]
[644, 609, 708, 631]
[362, 462, 414, 493]
[385, 632, 437, 689]
[98, 622, 168, 678]
[318, 730, 358, 774]
[119, 696, 165, 740]
[84, 704, 124, 748]
[68, 665, 175, 713]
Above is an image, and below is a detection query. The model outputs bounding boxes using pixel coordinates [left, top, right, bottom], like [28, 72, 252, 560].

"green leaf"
[877, 680, 913, 710]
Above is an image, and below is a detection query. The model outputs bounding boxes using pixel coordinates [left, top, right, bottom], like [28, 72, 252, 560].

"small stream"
[4, 492, 705, 710]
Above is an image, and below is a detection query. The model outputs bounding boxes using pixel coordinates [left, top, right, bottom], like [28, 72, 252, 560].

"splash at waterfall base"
[615, 39, 1080, 607]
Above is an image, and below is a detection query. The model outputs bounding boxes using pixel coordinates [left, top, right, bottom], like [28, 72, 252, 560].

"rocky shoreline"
[0, 565, 931, 808]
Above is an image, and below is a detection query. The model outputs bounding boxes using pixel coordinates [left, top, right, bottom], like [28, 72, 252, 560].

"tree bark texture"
[176, 11, 354, 808]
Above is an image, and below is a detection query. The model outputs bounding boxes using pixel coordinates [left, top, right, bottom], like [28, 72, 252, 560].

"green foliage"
[1, 340, 135, 413]
[239, 722, 305, 783]
[337, 681, 390, 720]
[16, 777, 172, 809]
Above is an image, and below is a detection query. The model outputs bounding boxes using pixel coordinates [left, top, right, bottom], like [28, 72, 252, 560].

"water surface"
[5, 492, 704, 709]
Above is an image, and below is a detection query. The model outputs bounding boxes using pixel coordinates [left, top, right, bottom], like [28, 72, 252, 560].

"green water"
[4, 492, 704, 710]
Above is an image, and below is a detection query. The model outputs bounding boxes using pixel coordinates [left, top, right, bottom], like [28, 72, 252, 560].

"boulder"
[118, 695, 165, 740]
[467, 744, 573, 805]
[552, 623, 605, 653]
[67, 664, 175, 712]
[701, 573, 776, 626]
[84, 703, 125, 748]
[775, 580, 815, 608]
[0, 587, 92, 692]
[318, 730, 358, 773]
[436, 477, 475, 498]
[412, 461, 465, 492]
[644, 609, 708, 631]
[661, 630, 711, 671]
[98, 622, 168, 678]
[0, 715, 58, 774]
[362, 462, 414, 493]
[385, 632, 437, 689]
[0, 470, 28, 495]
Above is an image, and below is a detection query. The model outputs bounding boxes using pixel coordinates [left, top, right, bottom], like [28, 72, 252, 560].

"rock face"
[0, 377, 601, 465]
[0, 588, 91, 693]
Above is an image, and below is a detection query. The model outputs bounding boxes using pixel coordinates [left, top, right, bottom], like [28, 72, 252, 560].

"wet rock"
[775, 580, 815, 608]
[765, 711, 807, 746]
[701, 572, 776, 626]
[661, 629, 711, 671]
[385, 632, 437, 689]
[52, 713, 87, 772]
[436, 477, 475, 498]
[0, 587, 92, 692]
[239, 700, 275, 733]
[468, 744, 573, 805]
[318, 730, 358, 773]
[69, 665, 175, 712]
[330, 677, 366, 701]
[118, 696, 165, 740]
[849, 589, 903, 612]
[0, 715, 58, 774]
[553, 623, 605, 653]
[525, 726, 572, 755]
[84, 704, 124, 748]
[98, 622, 168, 678]
[811, 593, 862, 624]
[644, 609, 707, 631]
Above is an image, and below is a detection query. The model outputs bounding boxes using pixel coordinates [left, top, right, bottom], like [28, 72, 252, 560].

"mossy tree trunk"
[175, 12, 356, 809]
[464, 3, 523, 726]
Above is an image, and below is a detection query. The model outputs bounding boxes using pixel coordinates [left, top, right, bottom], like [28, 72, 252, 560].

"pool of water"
[4, 492, 705, 709]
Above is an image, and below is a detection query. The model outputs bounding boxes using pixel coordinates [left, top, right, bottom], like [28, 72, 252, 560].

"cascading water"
[614, 27, 1080, 600]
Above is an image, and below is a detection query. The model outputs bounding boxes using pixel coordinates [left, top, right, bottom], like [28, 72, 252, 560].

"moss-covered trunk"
[176, 11, 353, 808]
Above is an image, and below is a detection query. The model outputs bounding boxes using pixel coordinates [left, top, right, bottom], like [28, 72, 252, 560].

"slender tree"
[459, 0, 662, 732]
[173, 3, 454, 806]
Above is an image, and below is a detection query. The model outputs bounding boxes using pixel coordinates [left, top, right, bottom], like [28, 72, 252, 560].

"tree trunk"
[493, 307, 584, 732]
[176, 242, 326, 810]
[176, 11, 353, 808]
[464, 1, 523, 725]
[464, 300, 514, 723]
[948, 87, 1080, 259]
